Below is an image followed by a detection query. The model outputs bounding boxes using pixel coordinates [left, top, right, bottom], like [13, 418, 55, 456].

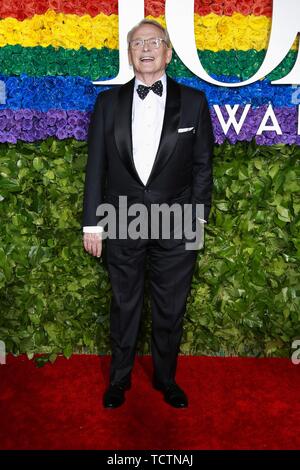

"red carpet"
[0, 354, 299, 450]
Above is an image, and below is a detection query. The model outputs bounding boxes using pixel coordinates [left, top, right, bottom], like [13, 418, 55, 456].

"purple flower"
[73, 127, 86, 140]
[0, 116, 8, 130]
[57, 128, 69, 139]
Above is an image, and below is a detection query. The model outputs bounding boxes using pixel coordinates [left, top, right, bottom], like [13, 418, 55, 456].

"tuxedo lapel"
[146, 75, 181, 186]
[114, 74, 181, 187]
[114, 77, 144, 185]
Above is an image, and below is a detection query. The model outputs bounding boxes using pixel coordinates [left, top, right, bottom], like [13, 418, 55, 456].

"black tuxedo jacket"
[82, 74, 214, 241]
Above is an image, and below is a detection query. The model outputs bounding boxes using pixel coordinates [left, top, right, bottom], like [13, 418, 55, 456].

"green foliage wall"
[0, 139, 299, 361]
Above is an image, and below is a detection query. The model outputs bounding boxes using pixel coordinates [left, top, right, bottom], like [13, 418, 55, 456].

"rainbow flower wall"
[0, 0, 299, 359]
[0, 0, 299, 144]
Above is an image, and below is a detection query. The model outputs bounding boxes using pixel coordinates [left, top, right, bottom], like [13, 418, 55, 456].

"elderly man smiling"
[82, 19, 214, 408]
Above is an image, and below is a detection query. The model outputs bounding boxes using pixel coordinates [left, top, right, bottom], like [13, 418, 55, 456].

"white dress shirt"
[131, 72, 166, 186]
[83, 72, 205, 235]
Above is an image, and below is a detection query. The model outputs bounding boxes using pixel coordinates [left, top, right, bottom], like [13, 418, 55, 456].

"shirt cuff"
[83, 226, 104, 233]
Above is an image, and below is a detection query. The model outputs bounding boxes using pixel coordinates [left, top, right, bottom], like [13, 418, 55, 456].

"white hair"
[127, 19, 172, 48]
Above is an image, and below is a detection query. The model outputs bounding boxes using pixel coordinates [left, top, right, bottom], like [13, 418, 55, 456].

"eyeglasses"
[129, 37, 167, 50]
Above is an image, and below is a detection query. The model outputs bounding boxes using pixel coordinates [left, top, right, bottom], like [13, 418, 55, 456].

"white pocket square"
[177, 127, 195, 133]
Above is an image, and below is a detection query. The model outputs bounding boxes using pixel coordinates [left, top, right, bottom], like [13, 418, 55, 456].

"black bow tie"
[136, 80, 163, 100]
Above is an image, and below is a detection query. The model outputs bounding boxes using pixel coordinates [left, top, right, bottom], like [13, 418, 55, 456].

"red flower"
[253, 0, 273, 16]
[199, 6, 212, 16]
[253, 5, 264, 16]
[210, 3, 223, 15]
[37, 0, 49, 15]
[224, 5, 235, 16]
[85, 3, 101, 17]
[263, 7, 273, 16]
[237, 2, 253, 16]
[145, 0, 163, 17]
[24, 0, 42, 17]
[62, 1, 79, 15]
[201, 0, 214, 6]
[99, 0, 118, 15]
[48, 0, 62, 11]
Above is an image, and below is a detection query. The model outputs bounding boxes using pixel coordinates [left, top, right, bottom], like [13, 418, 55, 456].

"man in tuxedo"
[82, 19, 214, 408]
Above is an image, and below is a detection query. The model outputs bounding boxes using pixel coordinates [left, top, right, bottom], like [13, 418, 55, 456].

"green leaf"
[276, 206, 291, 222]
[216, 202, 229, 212]
[63, 344, 73, 359]
[32, 157, 44, 171]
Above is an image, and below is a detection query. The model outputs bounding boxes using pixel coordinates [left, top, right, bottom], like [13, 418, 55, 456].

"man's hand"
[83, 233, 102, 258]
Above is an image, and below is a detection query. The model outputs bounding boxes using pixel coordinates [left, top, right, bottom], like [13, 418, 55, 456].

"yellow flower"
[251, 36, 269, 50]
[250, 15, 270, 32]
[44, 9, 57, 22]
[219, 37, 233, 51]
[31, 15, 45, 30]
[230, 13, 248, 27]
[2, 17, 19, 32]
[80, 14, 92, 29]
[199, 32, 219, 52]
[217, 18, 230, 36]
[292, 37, 299, 49]
[200, 13, 219, 29]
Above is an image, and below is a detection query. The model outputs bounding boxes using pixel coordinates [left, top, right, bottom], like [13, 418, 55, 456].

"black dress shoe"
[103, 382, 131, 408]
[153, 380, 188, 408]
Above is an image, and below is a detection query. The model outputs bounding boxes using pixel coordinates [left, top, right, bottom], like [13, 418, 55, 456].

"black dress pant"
[104, 237, 198, 387]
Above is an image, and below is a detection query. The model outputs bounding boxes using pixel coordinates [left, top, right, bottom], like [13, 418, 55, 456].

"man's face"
[128, 24, 172, 79]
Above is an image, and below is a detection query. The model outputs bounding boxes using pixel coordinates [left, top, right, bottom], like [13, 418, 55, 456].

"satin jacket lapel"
[114, 77, 145, 186]
[114, 74, 181, 187]
[146, 75, 181, 186]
